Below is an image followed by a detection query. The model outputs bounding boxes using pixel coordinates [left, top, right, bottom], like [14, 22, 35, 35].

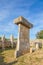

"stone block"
[14, 16, 33, 57]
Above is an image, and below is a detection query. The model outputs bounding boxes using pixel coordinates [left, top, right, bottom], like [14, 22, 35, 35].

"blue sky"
[0, 0, 43, 39]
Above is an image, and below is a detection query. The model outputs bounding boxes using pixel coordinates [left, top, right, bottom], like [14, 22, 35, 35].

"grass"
[0, 48, 43, 65]
[0, 48, 15, 65]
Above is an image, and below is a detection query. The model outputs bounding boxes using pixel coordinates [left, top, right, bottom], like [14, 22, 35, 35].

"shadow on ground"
[0, 48, 17, 65]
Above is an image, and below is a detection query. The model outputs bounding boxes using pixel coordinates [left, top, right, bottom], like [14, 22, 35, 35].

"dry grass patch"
[0, 48, 43, 65]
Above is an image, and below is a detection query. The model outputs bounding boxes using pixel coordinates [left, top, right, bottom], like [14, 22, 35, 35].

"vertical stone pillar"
[1, 35, 5, 50]
[14, 16, 33, 57]
[10, 34, 14, 48]
[35, 40, 41, 50]
[35, 43, 39, 50]
[30, 48, 33, 53]
[16, 24, 30, 53]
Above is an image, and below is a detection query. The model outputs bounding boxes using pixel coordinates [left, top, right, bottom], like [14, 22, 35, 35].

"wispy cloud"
[0, 9, 10, 21]
[0, 0, 43, 39]
[0, 0, 36, 22]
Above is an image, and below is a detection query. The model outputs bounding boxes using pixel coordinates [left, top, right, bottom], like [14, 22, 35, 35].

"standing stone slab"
[10, 34, 14, 48]
[1, 35, 5, 50]
[35, 42, 42, 50]
[14, 16, 33, 57]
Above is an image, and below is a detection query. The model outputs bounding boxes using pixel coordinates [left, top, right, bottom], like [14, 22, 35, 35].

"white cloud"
[0, 0, 43, 39]
[0, 9, 10, 21]
[0, 0, 37, 22]
[1, 22, 18, 33]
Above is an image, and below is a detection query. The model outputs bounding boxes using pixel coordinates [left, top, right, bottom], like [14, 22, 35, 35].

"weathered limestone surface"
[35, 42, 42, 50]
[35, 43, 39, 49]
[14, 16, 33, 57]
[17, 24, 30, 53]
[10, 35, 14, 48]
[30, 39, 42, 48]
[1, 35, 5, 50]
[0, 35, 16, 49]
[14, 16, 33, 28]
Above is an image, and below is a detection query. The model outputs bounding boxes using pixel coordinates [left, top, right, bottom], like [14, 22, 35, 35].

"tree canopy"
[36, 30, 43, 39]
[0, 37, 1, 39]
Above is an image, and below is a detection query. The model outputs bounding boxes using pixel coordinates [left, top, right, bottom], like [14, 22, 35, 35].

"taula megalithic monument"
[14, 16, 33, 57]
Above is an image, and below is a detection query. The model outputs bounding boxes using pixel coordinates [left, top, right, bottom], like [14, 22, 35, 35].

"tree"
[0, 37, 1, 40]
[36, 30, 43, 39]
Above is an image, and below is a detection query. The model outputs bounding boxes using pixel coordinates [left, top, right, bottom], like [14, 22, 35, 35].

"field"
[0, 48, 43, 65]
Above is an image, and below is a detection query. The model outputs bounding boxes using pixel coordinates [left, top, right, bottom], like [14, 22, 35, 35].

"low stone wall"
[0, 40, 17, 48]
[0, 35, 17, 49]
[30, 39, 43, 47]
